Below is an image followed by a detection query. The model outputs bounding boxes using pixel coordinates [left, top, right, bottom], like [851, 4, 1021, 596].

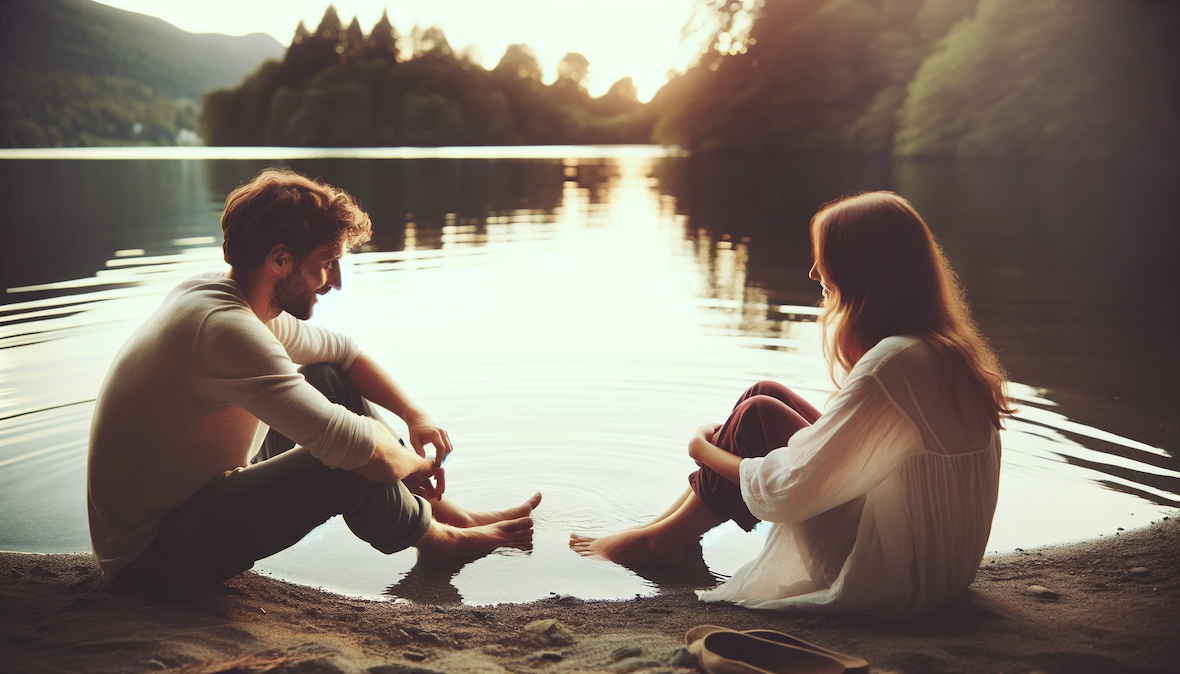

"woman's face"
[809, 261, 830, 298]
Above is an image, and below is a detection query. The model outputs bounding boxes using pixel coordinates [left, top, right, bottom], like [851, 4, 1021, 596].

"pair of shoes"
[685, 625, 868, 674]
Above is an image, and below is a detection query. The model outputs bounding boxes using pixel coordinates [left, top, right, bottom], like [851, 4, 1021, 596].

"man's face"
[272, 240, 345, 320]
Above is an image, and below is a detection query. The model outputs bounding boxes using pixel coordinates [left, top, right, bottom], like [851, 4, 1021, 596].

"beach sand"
[2, 518, 1177, 674]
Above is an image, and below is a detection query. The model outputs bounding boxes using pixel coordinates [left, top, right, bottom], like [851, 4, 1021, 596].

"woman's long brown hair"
[811, 191, 1014, 429]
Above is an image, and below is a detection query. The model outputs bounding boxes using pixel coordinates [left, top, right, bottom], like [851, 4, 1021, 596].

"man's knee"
[298, 363, 364, 413]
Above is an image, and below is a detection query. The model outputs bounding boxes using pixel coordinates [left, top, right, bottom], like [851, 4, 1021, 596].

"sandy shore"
[2, 518, 1177, 674]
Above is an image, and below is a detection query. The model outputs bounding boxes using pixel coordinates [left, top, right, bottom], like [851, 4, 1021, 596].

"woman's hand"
[688, 422, 742, 484]
[689, 423, 723, 461]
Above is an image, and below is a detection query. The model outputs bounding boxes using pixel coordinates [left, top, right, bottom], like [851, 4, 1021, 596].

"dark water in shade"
[0, 147, 1176, 604]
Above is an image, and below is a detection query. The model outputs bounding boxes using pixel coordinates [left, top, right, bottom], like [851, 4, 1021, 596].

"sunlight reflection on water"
[0, 151, 1176, 604]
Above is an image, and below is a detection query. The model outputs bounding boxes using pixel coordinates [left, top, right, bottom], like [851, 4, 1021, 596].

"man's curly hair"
[221, 168, 372, 271]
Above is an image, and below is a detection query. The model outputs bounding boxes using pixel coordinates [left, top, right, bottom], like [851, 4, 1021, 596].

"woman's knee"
[736, 394, 809, 446]
[749, 380, 793, 399]
[738, 394, 785, 417]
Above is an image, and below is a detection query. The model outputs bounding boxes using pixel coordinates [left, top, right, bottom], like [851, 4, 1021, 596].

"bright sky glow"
[93, 0, 708, 101]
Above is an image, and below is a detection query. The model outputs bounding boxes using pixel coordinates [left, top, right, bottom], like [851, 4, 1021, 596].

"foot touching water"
[418, 516, 534, 561]
[431, 492, 542, 528]
[569, 528, 686, 565]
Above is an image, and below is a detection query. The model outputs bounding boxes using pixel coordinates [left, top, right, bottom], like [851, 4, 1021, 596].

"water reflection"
[0, 150, 1176, 604]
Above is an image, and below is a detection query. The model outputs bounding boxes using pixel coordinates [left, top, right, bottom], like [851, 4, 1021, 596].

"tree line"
[199, 7, 653, 147]
[652, 0, 1177, 162]
[6, 0, 1174, 161]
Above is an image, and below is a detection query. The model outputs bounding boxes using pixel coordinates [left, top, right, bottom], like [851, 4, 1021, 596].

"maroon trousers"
[688, 381, 821, 531]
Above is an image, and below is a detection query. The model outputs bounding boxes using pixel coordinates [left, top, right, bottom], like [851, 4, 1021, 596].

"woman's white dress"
[698, 335, 1001, 619]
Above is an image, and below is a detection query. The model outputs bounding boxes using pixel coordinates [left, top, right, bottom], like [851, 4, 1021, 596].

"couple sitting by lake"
[87, 168, 1007, 620]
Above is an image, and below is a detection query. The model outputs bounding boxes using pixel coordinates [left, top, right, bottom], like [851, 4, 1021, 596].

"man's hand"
[405, 466, 446, 501]
[407, 415, 453, 467]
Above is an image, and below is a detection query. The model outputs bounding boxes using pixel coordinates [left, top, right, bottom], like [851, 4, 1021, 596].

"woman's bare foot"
[568, 529, 685, 565]
[417, 516, 533, 562]
[570, 491, 721, 566]
[432, 492, 543, 528]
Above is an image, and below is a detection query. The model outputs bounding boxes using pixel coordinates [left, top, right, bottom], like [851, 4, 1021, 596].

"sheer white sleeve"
[740, 370, 922, 524]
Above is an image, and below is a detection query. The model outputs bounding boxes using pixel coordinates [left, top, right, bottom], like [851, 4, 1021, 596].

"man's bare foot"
[417, 517, 533, 562]
[464, 492, 543, 527]
[433, 492, 543, 528]
[569, 529, 685, 565]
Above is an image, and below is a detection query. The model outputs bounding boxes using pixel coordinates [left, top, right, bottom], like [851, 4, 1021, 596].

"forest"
[198, 8, 653, 147]
[652, 0, 1178, 161]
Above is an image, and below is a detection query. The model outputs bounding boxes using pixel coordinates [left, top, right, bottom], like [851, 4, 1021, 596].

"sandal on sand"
[740, 629, 868, 673]
[685, 625, 846, 674]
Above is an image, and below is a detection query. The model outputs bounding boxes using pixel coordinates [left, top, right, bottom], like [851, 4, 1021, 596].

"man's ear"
[266, 244, 291, 273]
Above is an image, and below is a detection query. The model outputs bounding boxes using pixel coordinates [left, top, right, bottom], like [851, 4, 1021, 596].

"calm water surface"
[1, 147, 1177, 604]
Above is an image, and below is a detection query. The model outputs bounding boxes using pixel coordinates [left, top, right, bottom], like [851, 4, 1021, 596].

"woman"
[570, 191, 1011, 618]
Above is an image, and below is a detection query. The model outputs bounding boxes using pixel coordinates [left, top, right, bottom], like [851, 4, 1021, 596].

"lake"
[1, 146, 1177, 604]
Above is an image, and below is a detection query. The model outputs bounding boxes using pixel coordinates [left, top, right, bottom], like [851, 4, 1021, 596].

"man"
[87, 168, 539, 594]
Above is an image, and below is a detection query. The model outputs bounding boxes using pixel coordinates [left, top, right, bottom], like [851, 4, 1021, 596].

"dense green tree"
[201, 11, 652, 147]
[652, 0, 980, 154]
[653, 0, 1176, 161]
[494, 44, 543, 83]
[556, 52, 591, 90]
[894, 0, 1178, 161]
[365, 10, 399, 63]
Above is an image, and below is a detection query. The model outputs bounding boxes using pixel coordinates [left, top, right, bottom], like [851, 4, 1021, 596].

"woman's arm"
[688, 423, 743, 483]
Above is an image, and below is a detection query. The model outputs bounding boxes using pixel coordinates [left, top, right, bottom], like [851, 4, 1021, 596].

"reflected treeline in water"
[654, 155, 1180, 453]
[0, 159, 222, 296]
[0, 157, 620, 303]
[204, 158, 616, 253]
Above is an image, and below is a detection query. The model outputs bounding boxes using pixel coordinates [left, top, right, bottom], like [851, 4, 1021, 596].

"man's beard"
[272, 267, 316, 320]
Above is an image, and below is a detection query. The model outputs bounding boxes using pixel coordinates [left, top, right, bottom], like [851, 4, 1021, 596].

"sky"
[94, 0, 709, 101]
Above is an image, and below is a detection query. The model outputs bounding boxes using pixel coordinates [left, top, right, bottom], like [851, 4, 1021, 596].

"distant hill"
[1, 0, 284, 99]
[0, 0, 285, 147]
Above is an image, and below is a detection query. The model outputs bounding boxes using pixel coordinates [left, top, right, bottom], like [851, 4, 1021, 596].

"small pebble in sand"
[415, 632, 444, 645]
[523, 619, 576, 646]
[526, 651, 564, 663]
[1027, 585, 1060, 599]
[1130, 567, 1150, 576]
[611, 646, 643, 661]
[668, 647, 698, 667]
[403, 650, 426, 662]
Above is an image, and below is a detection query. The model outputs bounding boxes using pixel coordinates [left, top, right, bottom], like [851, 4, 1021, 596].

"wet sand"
[1, 517, 1177, 674]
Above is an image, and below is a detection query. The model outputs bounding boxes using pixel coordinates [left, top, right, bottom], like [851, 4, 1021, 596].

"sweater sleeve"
[267, 311, 361, 370]
[739, 369, 922, 524]
[192, 307, 376, 469]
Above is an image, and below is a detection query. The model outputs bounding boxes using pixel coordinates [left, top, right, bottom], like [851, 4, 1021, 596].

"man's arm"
[352, 421, 438, 484]
[346, 352, 453, 464]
